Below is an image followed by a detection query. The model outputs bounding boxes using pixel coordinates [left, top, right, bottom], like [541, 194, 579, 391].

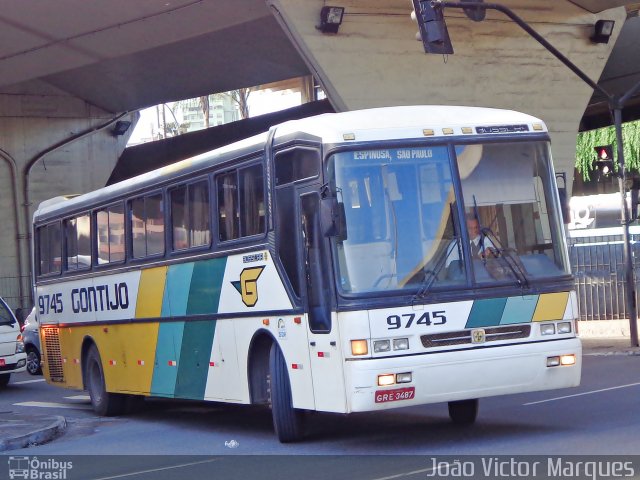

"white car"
[0, 297, 27, 388]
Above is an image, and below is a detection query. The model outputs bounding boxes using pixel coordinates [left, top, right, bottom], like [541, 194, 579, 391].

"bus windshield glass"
[328, 141, 569, 295]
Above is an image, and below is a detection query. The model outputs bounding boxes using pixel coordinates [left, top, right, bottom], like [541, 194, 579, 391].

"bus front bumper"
[345, 338, 581, 413]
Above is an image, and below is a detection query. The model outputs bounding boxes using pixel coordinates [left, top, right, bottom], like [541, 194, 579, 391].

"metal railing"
[0, 275, 32, 312]
[568, 229, 640, 321]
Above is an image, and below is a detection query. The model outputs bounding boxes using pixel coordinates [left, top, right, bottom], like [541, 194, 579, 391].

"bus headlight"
[540, 323, 555, 336]
[393, 338, 409, 350]
[378, 374, 395, 386]
[560, 354, 576, 366]
[351, 339, 369, 356]
[396, 372, 412, 384]
[373, 340, 391, 353]
[557, 322, 572, 334]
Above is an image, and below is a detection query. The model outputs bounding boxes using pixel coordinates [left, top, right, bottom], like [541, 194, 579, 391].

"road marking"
[370, 466, 439, 480]
[524, 382, 640, 406]
[14, 401, 93, 410]
[88, 458, 222, 480]
[12, 378, 46, 385]
[65, 394, 91, 401]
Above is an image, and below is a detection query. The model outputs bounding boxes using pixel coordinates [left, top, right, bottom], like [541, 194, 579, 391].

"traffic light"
[594, 145, 614, 177]
[410, 0, 454, 54]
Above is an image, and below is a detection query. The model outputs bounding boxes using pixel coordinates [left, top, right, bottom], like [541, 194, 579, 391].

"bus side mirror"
[556, 173, 570, 225]
[557, 186, 570, 225]
[320, 197, 347, 240]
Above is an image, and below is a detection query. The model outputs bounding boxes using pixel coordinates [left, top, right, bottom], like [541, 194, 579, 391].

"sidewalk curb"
[0, 416, 66, 452]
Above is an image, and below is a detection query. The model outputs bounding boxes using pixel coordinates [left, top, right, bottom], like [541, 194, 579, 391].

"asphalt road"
[1, 352, 639, 478]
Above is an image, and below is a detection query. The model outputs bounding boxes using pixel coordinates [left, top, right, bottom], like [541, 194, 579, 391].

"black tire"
[0, 373, 10, 389]
[85, 345, 125, 416]
[448, 399, 479, 425]
[269, 343, 304, 443]
[26, 347, 42, 375]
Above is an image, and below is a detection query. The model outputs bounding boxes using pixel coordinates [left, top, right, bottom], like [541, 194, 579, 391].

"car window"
[0, 299, 16, 325]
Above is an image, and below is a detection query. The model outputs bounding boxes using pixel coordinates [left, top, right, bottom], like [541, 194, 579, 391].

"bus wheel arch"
[247, 330, 274, 405]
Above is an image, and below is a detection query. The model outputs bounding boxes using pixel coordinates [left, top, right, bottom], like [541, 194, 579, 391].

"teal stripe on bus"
[162, 262, 195, 317]
[186, 257, 226, 315]
[150, 321, 185, 397]
[500, 295, 539, 324]
[174, 319, 216, 400]
[465, 297, 508, 328]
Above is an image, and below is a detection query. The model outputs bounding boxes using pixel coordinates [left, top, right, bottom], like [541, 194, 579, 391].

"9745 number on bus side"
[386, 311, 446, 330]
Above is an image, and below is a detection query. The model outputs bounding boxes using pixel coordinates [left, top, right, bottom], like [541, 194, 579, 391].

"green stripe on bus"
[150, 321, 185, 397]
[186, 258, 226, 315]
[174, 319, 216, 400]
[162, 262, 195, 317]
[500, 295, 539, 324]
[465, 297, 508, 328]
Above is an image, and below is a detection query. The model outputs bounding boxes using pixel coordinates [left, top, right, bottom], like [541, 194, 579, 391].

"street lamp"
[415, 1, 640, 347]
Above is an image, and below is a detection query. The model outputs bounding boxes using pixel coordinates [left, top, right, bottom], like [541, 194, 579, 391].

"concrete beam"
[268, 0, 625, 189]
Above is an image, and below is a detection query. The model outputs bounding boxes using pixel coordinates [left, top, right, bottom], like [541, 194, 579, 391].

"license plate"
[0, 359, 5, 367]
[375, 386, 415, 403]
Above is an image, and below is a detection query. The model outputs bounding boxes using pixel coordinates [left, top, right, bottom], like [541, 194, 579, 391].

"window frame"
[36, 220, 63, 278]
[94, 200, 127, 268]
[213, 158, 267, 245]
[63, 212, 92, 273]
[168, 176, 212, 254]
[127, 190, 166, 261]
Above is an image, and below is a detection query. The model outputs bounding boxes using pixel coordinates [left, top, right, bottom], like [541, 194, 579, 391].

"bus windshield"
[328, 141, 569, 295]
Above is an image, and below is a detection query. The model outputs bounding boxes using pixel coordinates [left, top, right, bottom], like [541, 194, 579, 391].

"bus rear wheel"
[448, 399, 479, 425]
[85, 345, 125, 416]
[269, 343, 304, 443]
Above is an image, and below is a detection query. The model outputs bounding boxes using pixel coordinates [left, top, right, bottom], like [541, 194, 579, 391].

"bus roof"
[34, 105, 546, 223]
[272, 105, 546, 143]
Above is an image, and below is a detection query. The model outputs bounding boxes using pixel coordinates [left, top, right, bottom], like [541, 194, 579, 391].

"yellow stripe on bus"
[532, 292, 570, 322]
[136, 266, 168, 319]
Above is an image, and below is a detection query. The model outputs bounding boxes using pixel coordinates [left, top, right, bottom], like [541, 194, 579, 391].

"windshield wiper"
[481, 227, 530, 289]
[412, 238, 460, 303]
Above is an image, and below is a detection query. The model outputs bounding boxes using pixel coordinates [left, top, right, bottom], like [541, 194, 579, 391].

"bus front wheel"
[85, 345, 125, 416]
[448, 399, 479, 425]
[269, 343, 304, 443]
[0, 373, 10, 389]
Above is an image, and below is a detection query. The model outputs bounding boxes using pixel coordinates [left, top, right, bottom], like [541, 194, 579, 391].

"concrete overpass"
[0, 0, 638, 310]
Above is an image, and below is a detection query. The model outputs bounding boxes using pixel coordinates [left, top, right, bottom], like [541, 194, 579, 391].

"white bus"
[34, 106, 581, 442]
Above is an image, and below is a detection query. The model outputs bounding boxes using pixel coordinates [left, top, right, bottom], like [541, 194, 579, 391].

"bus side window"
[36, 222, 62, 276]
[96, 203, 125, 264]
[216, 163, 265, 242]
[274, 148, 320, 186]
[129, 193, 165, 259]
[64, 214, 91, 271]
[170, 180, 211, 250]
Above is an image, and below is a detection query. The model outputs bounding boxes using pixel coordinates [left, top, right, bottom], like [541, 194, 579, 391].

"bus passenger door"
[299, 190, 347, 413]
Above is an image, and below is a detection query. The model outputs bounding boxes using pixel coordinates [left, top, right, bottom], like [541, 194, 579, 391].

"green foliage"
[576, 120, 640, 180]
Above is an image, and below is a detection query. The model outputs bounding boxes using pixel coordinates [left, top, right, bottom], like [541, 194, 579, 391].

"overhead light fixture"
[591, 19, 615, 44]
[318, 6, 344, 34]
[112, 120, 132, 137]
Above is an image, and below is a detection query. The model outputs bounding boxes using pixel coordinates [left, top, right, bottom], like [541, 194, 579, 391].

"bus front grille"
[43, 327, 65, 382]
[421, 324, 532, 348]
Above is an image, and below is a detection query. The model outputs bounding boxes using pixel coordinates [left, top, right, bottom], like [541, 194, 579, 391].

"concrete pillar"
[268, 0, 625, 191]
[0, 80, 135, 310]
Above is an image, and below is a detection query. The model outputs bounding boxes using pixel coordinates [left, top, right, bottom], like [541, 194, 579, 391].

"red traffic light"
[594, 145, 614, 160]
